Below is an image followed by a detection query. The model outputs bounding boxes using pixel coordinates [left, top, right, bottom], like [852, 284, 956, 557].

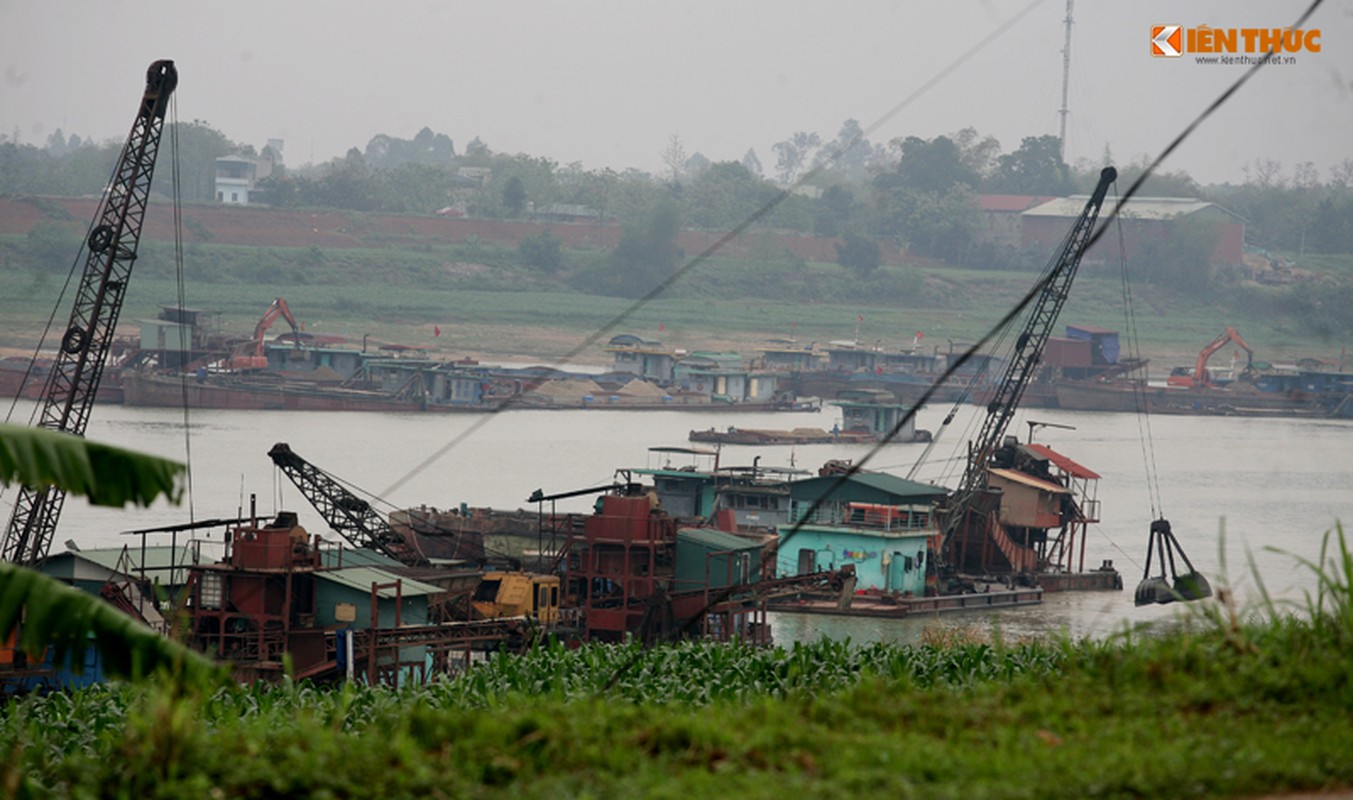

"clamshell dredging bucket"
[1173, 571, 1212, 601]
[1134, 576, 1176, 606]
[1136, 518, 1212, 607]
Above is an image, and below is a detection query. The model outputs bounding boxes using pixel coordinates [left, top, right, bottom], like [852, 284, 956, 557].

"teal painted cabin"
[779, 521, 933, 595]
[779, 471, 949, 595]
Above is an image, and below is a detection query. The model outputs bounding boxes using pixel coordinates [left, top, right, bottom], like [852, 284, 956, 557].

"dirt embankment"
[0, 196, 868, 264]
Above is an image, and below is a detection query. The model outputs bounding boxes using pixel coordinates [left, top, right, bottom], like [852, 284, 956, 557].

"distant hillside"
[0, 196, 868, 264]
[1, 196, 1349, 367]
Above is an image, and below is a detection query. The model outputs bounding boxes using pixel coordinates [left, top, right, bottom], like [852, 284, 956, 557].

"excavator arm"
[1192, 326, 1253, 388]
[225, 298, 302, 371]
[252, 297, 301, 358]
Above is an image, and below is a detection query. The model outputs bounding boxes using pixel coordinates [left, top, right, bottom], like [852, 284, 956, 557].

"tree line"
[3, 120, 1351, 269]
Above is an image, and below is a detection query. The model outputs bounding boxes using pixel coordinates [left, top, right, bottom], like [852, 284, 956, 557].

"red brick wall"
[0, 197, 902, 264]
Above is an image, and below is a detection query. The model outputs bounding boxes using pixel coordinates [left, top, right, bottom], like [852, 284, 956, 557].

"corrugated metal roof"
[631, 467, 707, 479]
[1066, 324, 1116, 336]
[609, 334, 663, 346]
[605, 335, 671, 354]
[65, 545, 195, 572]
[988, 468, 1071, 494]
[320, 547, 405, 570]
[649, 446, 719, 456]
[1024, 196, 1241, 222]
[791, 472, 949, 500]
[978, 194, 1056, 212]
[1021, 443, 1101, 480]
[317, 567, 443, 598]
[678, 527, 761, 552]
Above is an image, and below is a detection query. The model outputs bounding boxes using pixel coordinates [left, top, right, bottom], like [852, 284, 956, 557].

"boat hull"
[121, 372, 463, 413]
[770, 585, 1044, 618]
[3, 358, 123, 404]
[1055, 380, 1338, 417]
[689, 427, 877, 445]
[122, 371, 823, 414]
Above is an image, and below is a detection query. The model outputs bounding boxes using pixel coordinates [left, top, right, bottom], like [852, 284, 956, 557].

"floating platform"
[1037, 568, 1123, 592]
[689, 426, 874, 446]
[770, 585, 1044, 619]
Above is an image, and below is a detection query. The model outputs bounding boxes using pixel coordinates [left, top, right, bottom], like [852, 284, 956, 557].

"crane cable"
[905, 326, 1017, 486]
[1112, 187, 1165, 521]
[917, 180, 1102, 491]
[915, 257, 1054, 489]
[168, 94, 197, 527]
[2, 145, 127, 429]
[0, 125, 137, 525]
[379, 0, 1054, 500]
[779, 0, 1325, 550]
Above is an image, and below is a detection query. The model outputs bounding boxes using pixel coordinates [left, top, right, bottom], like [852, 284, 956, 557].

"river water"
[7, 398, 1352, 645]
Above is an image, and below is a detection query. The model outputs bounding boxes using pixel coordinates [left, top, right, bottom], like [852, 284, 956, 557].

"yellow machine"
[471, 572, 560, 624]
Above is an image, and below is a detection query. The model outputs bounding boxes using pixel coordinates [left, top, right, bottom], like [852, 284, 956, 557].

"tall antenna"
[1058, 0, 1074, 160]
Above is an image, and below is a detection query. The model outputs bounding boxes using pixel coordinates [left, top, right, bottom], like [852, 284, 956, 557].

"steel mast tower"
[2, 61, 178, 566]
[1058, 0, 1075, 160]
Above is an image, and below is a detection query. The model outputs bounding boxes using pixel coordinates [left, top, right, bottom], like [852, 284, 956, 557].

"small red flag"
[433, 325, 441, 337]
[857, 314, 863, 323]
[658, 323, 665, 332]
[916, 331, 924, 340]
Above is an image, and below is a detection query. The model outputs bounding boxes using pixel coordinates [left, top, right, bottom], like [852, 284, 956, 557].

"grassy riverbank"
[3, 230, 1351, 366]
[4, 529, 1352, 799]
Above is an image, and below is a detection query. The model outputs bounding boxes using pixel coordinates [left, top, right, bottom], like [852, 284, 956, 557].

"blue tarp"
[1066, 326, 1119, 365]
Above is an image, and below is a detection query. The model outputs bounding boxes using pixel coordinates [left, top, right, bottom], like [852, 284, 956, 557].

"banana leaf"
[0, 562, 224, 684]
[0, 422, 183, 507]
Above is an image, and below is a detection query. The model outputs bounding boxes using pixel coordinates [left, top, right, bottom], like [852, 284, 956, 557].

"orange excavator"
[1167, 326, 1253, 389]
[226, 297, 302, 370]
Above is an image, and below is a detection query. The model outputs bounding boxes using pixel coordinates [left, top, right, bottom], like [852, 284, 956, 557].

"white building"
[215, 149, 278, 205]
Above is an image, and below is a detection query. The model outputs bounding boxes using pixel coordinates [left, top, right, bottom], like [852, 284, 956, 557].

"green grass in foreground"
[3, 527, 1353, 798]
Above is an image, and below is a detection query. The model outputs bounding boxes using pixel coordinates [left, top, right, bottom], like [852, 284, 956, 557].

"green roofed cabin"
[39, 544, 196, 632]
[311, 566, 441, 630]
[675, 527, 764, 592]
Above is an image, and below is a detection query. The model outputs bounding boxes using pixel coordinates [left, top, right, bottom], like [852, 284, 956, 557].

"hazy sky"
[2, 0, 1349, 186]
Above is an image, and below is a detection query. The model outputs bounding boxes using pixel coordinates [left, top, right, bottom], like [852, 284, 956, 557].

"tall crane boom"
[267, 443, 428, 566]
[2, 61, 178, 566]
[941, 166, 1116, 556]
